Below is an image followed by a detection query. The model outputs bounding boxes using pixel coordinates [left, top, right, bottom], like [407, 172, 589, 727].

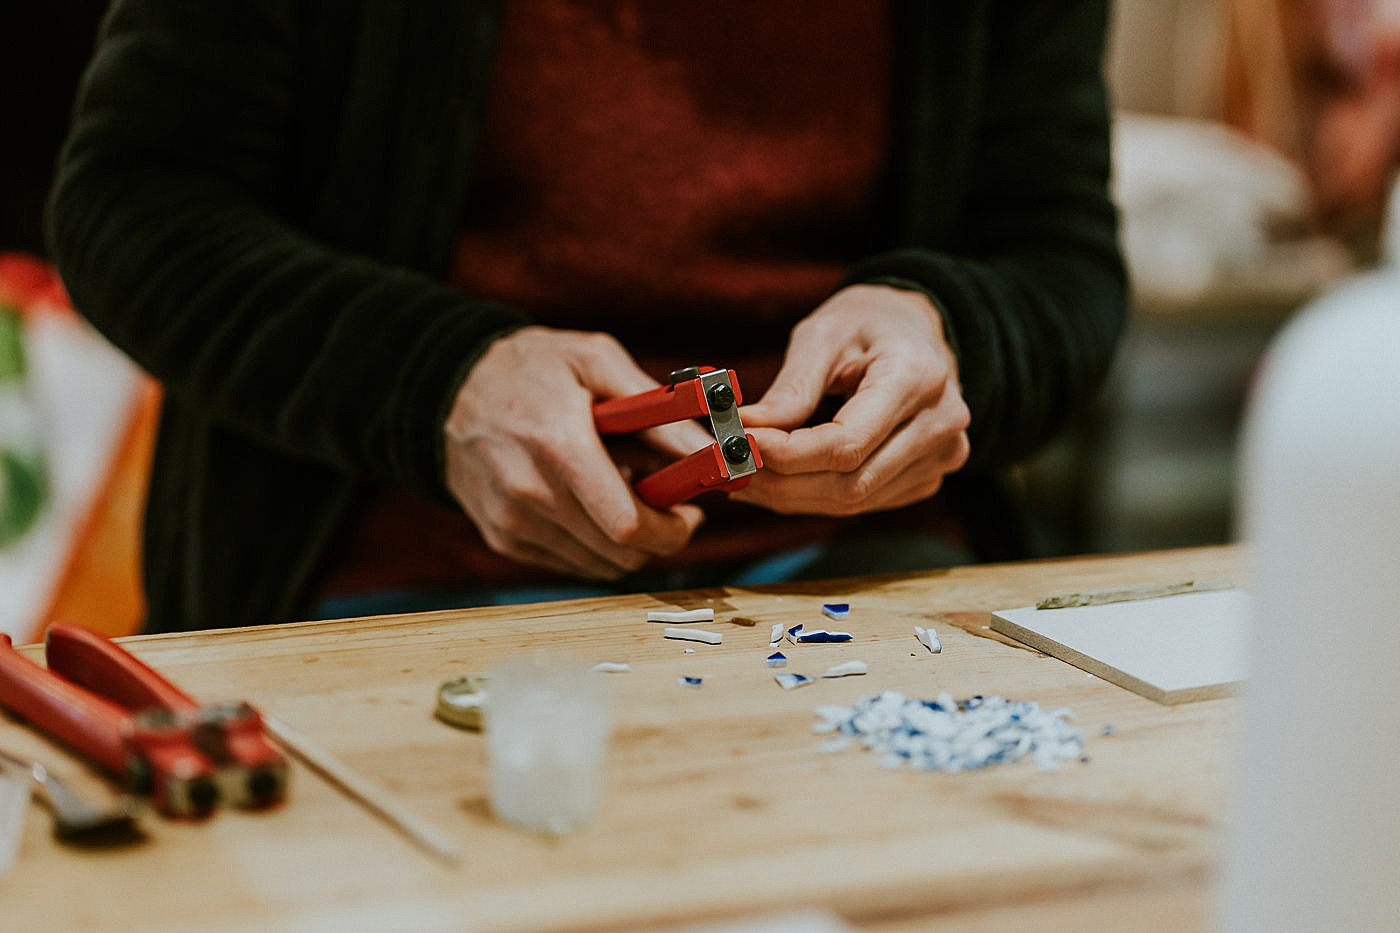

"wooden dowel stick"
[262, 714, 462, 865]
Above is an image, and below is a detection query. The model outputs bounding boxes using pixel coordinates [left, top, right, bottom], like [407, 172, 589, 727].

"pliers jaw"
[593, 366, 764, 510]
[192, 702, 289, 809]
[691, 367, 759, 480]
[126, 709, 222, 818]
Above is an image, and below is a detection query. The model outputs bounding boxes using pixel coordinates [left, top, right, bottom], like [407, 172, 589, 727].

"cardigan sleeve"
[845, 0, 1127, 471]
[46, 0, 527, 503]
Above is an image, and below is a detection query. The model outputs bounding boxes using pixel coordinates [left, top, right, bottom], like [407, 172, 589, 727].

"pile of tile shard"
[812, 690, 1085, 773]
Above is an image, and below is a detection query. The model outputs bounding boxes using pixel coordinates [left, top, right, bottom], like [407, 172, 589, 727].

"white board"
[990, 590, 1252, 704]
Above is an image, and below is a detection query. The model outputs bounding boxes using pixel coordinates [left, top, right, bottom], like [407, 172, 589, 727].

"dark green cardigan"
[48, 0, 1126, 632]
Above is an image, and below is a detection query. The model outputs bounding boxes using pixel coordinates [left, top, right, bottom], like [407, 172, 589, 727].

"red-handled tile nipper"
[0, 623, 288, 819]
[593, 366, 763, 510]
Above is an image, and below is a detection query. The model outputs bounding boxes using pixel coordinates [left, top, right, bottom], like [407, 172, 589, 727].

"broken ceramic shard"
[664, 627, 723, 645]
[647, 608, 715, 624]
[794, 629, 852, 644]
[914, 625, 942, 654]
[820, 660, 868, 679]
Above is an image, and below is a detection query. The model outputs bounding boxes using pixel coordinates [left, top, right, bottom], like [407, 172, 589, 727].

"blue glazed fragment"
[795, 629, 852, 644]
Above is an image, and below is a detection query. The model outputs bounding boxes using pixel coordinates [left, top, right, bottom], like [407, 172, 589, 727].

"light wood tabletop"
[0, 545, 1243, 933]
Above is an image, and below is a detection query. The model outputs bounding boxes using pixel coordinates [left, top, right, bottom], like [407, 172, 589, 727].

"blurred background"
[1022, 0, 1400, 559]
[1, 0, 1397, 641]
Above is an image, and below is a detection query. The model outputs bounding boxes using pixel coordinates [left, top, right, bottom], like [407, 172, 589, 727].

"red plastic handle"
[593, 378, 710, 435]
[46, 622, 199, 715]
[634, 434, 763, 509]
[0, 633, 133, 778]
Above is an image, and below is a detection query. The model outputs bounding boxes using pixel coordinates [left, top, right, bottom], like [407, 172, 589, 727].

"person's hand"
[732, 284, 970, 515]
[444, 326, 708, 579]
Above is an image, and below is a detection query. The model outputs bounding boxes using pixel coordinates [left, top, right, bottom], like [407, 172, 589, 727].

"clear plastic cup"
[485, 654, 612, 834]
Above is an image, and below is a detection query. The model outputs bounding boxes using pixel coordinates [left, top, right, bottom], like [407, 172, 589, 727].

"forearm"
[51, 170, 524, 496]
[47, 0, 526, 501]
[847, 0, 1126, 469]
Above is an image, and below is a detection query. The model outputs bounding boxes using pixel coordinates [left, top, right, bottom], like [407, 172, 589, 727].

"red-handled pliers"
[593, 366, 763, 510]
[0, 623, 287, 819]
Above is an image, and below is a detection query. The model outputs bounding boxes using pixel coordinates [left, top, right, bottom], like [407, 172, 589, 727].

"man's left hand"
[732, 284, 970, 515]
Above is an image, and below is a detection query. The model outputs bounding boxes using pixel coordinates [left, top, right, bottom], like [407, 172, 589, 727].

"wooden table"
[1, 546, 1241, 932]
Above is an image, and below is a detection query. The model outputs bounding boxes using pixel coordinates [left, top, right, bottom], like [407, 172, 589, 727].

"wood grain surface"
[0, 546, 1242, 933]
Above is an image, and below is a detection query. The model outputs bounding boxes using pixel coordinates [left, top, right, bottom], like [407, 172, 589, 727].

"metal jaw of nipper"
[592, 366, 763, 509]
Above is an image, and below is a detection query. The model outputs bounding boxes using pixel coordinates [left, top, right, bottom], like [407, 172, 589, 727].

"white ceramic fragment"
[914, 625, 943, 654]
[820, 660, 868, 679]
[647, 608, 715, 624]
[664, 627, 723, 645]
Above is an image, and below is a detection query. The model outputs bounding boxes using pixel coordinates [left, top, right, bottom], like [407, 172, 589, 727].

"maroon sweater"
[322, 0, 895, 595]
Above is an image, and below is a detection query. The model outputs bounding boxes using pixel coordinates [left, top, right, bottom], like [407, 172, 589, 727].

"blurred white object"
[1113, 113, 1351, 304]
[0, 308, 142, 640]
[486, 654, 612, 834]
[1221, 266, 1400, 930]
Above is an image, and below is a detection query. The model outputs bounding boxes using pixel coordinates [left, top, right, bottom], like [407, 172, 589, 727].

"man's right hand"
[443, 326, 707, 579]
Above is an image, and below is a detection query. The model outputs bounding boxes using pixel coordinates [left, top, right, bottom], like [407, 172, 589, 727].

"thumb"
[741, 336, 840, 430]
[570, 332, 664, 401]
[671, 502, 706, 535]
